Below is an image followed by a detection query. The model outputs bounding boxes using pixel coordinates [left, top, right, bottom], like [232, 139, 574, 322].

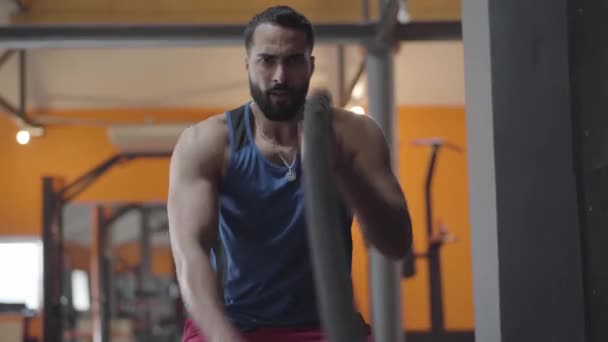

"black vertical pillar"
[63, 255, 76, 342]
[568, 0, 608, 341]
[93, 206, 111, 342]
[42, 177, 65, 342]
[138, 208, 152, 342]
[463, 0, 588, 341]
[424, 145, 444, 338]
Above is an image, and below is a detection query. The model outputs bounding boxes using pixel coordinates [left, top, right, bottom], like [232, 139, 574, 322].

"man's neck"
[250, 102, 301, 146]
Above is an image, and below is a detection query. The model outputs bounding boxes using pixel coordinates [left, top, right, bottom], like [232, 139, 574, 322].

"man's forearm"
[176, 252, 235, 339]
[336, 169, 412, 259]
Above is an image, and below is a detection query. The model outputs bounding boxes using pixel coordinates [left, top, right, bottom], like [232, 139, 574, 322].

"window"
[71, 269, 90, 312]
[0, 238, 43, 311]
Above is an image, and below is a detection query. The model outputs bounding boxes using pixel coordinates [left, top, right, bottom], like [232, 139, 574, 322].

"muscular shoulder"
[331, 107, 386, 153]
[178, 114, 228, 150]
[170, 114, 230, 180]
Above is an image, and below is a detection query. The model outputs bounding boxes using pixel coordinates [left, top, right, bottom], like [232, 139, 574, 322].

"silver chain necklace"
[258, 127, 298, 182]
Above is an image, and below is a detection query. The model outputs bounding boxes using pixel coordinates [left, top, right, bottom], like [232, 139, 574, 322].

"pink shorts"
[182, 319, 375, 342]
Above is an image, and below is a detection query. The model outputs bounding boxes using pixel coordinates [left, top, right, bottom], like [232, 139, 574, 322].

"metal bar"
[327, 45, 347, 107]
[0, 23, 375, 49]
[342, 61, 366, 107]
[303, 92, 364, 342]
[0, 94, 38, 126]
[18, 50, 26, 118]
[90, 207, 105, 342]
[374, 0, 400, 43]
[138, 207, 152, 342]
[105, 213, 116, 338]
[362, 0, 371, 22]
[95, 206, 111, 342]
[60, 154, 125, 201]
[42, 177, 64, 342]
[60, 152, 170, 201]
[461, 0, 501, 340]
[63, 255, 77, 342]
[337, 45, 346, 106]
[139, 207, 152, 290]
[366, 9, 404, 342]
[393, 21, 462, 41]
[0, 50, 16, 68]
[0, 94, 20, 118]
[0, 49, 40, 127]
[424, 145, 445, 337]
[0, 22, 461, 49]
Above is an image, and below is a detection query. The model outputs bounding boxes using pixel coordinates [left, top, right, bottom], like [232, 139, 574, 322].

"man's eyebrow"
[287, 53, 306, 58]
[257, 53, 276, 58]
[256, 52, 305, 58]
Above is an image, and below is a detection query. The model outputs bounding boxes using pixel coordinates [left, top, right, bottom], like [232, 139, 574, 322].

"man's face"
[246, 23, 315, 122]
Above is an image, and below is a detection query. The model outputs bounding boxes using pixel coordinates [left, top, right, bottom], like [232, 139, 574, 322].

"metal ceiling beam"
[0, 49, 42, 128]
[0, 50, 16, 67]
[394, 21, 462, 41]
[0, 21, 461, 49]
[374, 0, 401, 44]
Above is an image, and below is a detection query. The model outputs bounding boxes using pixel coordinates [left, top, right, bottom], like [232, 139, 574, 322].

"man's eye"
[260, 57, 274, 64]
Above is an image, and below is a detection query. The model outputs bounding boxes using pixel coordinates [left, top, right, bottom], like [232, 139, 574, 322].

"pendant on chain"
[286, 168, 297, 182]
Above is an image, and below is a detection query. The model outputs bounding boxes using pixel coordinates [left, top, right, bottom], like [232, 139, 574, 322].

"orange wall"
[0, 108, 220, 235]
[0, 106, 473, 334]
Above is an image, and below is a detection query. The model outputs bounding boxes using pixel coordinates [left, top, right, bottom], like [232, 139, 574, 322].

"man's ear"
[310, 55, 315, 76]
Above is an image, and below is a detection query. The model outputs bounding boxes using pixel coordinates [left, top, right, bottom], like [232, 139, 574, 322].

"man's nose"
[272, 63, 288, 84]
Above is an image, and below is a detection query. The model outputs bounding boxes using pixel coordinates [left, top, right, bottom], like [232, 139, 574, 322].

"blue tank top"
[213, 103, 356, 331]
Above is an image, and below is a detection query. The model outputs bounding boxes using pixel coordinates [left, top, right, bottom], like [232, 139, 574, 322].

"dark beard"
[249, 79, 309, 122]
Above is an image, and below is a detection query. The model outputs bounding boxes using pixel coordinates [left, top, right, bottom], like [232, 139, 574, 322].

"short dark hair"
[244, 6, 315, 52]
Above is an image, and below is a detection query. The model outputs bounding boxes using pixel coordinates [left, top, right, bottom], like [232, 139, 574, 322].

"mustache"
[267, 84, 293, 93]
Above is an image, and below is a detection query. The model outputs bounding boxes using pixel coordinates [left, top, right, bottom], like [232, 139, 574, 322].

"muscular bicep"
[167, 123, 225, 267]
[168, 173, 218, 259]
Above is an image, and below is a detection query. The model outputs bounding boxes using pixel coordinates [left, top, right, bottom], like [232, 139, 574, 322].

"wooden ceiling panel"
[10, 0, 460, 25]
[407, 0, 461, 21]
[11, 0, 368, 24]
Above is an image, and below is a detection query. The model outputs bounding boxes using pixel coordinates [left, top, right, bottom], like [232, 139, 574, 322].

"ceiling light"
[16, 130, 30, 145]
